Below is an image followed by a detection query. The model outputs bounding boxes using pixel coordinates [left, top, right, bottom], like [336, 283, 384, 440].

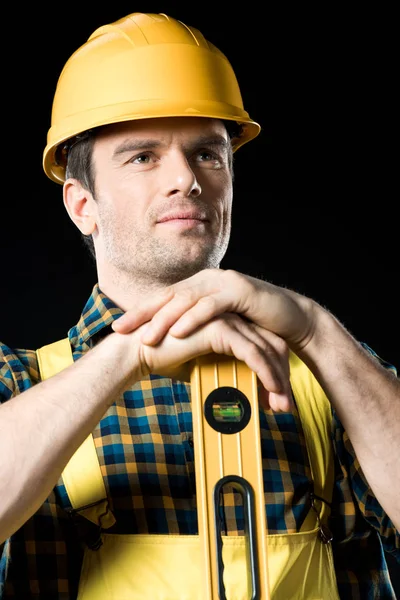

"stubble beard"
[104, 227, 230, 288]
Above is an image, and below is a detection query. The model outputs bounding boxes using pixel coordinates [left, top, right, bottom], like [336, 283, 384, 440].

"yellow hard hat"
[43, 12, 261, 184]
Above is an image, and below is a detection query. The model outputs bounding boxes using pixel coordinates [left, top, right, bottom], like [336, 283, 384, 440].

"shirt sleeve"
[0, 342, 39, 402]
[332, 342, 399, 557]
[1, 344, 37, 591]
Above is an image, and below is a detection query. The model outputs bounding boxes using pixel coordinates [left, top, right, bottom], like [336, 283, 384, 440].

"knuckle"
[162, 286, 175, 300]
[223, 268, 240, 283]
[178, 288, 196, 304]
[273, 336, 289, 356]
[198, 295, 217, 312]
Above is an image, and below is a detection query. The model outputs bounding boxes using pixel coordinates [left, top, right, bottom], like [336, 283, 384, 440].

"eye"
[129, 152, 153, 164]
[197, 150, 218, 161]
[198, 150, 215, 161]
[194, 149, 225, 168]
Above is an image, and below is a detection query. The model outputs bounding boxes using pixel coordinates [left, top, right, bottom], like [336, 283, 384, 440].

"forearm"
[114, 269, 400, 527]
[0, 332, 139, 543]
[298, 305, 400, 529]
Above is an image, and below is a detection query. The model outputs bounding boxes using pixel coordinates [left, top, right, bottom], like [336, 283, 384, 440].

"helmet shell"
[43, 12, 261, 183]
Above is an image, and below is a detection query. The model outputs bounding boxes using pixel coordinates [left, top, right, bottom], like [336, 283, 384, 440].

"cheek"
[203, 173, 233, 210]
[220, 188, 233, 221]
[102, 186, 147, 223]
[117, 177, 156, 214]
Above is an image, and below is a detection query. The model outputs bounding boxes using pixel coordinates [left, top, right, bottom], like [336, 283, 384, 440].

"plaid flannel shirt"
[1, 283, 399, 599]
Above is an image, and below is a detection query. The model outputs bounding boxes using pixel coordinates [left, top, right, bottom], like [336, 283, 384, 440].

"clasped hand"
[112, 269, 317, 412]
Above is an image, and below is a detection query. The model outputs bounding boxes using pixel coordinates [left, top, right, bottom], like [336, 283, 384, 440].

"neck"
[97, 263, 221, 312]
[97, 271, 169, 312]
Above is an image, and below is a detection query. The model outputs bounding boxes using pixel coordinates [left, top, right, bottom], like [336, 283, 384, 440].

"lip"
[157, 211, 208, 223]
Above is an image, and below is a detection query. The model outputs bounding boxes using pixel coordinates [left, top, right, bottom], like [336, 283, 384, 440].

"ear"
[63, 178, 96, 235]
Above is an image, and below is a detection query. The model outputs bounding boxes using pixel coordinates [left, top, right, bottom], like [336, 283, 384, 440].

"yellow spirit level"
[190, 354, 270, 599]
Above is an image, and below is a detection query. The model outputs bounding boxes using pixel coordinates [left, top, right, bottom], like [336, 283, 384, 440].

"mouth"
[157, 211, 208, 224]
[156, 211, 209, 230]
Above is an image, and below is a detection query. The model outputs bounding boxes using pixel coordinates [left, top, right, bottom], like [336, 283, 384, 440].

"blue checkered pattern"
[1, 283, 398, 598]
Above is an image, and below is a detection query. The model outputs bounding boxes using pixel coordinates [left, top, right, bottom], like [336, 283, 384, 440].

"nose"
[165, 152, 201, 198]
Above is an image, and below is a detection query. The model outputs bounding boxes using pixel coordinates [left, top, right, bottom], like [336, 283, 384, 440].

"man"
[0, 10, 399, 599]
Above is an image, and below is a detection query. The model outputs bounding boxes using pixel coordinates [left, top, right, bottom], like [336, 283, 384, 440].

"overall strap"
[36, 340, 334, 533]
[289, 350, 334, 527]
[36, 338, 115, 529]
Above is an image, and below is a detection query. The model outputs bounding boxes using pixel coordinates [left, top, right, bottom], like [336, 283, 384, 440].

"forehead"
[95, 116, 229, 147]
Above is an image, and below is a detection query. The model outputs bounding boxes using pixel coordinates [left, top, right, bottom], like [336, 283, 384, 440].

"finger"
[239, 322, 292, 397]
[144, 270, 253, 344]
[168, 269, 254, 338]
[141, 285, 225, 345]
[257, 386, 293, 413]
[167, 293, 231, 338]
[208, 315, 292, 401]
[112, 287, 174, 333]
[207, 316, 290, 398]
[143, 314, 285, 397]
[257, 384, 271, 410]
[268, 391, 294, 413]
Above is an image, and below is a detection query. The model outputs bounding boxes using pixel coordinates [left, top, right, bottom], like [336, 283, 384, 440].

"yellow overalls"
[37, 338, 340, 599]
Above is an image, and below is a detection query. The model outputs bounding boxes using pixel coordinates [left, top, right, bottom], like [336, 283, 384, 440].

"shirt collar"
[67, 283, 124, 350]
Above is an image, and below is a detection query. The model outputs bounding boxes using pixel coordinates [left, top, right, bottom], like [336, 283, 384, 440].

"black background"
[1, 2, 399, 591]
[1, 3, 398, 362]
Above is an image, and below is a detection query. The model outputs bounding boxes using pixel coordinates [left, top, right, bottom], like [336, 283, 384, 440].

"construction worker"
[0, 11, 399, 599]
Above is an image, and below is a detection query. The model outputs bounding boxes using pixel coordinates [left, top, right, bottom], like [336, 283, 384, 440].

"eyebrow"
[112, 134, 229, 160]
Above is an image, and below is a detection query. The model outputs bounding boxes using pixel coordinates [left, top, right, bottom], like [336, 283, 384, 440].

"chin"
[155, 254, 220, 284]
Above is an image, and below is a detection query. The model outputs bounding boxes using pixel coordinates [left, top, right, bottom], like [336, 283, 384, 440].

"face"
[88, 117, 233, 287]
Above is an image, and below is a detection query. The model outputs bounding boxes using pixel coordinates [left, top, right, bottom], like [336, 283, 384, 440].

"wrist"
[295, 303, 361, 379]
[96, 329, 144, 387]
